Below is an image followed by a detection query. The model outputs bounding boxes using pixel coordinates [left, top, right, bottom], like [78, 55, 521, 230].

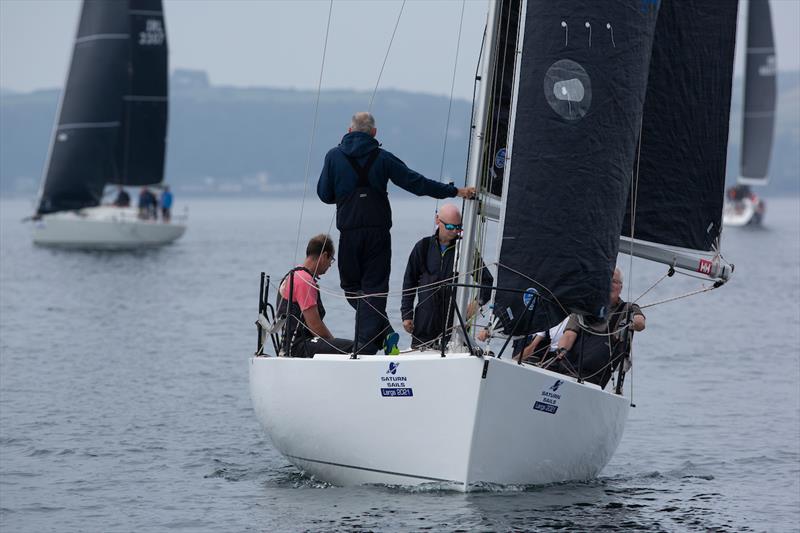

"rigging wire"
[293, 0, 334, 265]
[626, 123, 643, 305]
[437, 0, 467, 183]
[275, 262, 489, 301]
[368, 0, 407, 113]
[624, 111, 644, 406]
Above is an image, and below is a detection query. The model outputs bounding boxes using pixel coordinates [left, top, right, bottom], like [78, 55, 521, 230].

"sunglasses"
[442, 222, 463, 231]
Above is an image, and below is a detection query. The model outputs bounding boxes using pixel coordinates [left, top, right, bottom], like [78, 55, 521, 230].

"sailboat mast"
[452, 0, 503, 349]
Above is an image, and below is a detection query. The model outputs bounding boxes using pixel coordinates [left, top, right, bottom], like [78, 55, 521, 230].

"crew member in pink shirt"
[277, 234, 353, 357]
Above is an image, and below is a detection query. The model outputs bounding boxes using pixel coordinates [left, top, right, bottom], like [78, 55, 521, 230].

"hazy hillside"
[0, 70, 472, 198]
[1, 69, 798, 198]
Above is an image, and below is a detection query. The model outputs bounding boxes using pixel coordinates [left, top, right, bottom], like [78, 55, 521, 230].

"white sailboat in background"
[250, 0, 738, 490]
[723, 0, 776, 227]
[31, 0, 185, 249]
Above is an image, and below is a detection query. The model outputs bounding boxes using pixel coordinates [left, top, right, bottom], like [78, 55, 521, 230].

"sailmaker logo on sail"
[380, 364, 413, 397]
[534, 380, 564, 415]
[139, 20, 165, 46]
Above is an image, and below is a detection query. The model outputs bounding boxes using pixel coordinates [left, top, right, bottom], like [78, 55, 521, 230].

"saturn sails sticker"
[533, 379, 564, 414]
[380, 362, 413, 397]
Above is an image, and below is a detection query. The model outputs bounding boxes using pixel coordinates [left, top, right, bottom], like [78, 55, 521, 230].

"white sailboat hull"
[722, 197, 763, 227]
[249, 352, 629, 491]
[32, 206, 185, 249]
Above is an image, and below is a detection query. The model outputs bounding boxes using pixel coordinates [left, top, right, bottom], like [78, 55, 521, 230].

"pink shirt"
[279, 269, 319, 312]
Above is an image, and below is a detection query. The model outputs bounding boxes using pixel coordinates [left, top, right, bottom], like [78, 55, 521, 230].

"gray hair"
[613, 267, 623, 283]
[350, 112, 376, 133]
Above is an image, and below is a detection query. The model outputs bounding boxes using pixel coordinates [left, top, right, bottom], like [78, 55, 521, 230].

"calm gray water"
[1, 196, 798, 532]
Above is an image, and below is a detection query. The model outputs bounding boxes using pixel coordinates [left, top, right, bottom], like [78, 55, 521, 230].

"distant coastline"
[2, 69, 798, 198]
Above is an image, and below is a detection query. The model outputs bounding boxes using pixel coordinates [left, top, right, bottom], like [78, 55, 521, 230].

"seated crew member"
[514, 314, 571, 364]
[401, 203, 493, 349]
[112, 186, 130, 207]
[549, 267, 646, 387]
[277, 234, 353, 358]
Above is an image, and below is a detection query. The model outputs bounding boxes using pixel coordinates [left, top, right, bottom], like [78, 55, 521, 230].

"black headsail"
[738, 0, 776, 185]
[494, 0, 661, 334]
[37, 0, 168, 215]
[622, 0, 739, 254]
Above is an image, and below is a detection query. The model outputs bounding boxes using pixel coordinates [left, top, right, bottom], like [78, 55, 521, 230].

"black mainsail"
[738, 0, 776, 186]
[482, 0, 521, 199]
[493, 0, 661, 334]
[37, 0, 168, 215]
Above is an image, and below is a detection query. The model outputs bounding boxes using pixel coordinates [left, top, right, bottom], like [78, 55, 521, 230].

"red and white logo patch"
[697, 259, 713, 275]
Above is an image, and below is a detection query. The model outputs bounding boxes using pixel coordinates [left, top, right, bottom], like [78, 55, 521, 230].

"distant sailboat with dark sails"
[723, 0, 776, 227]
[249, 0, 738, 490]
[31, 0, 185, 249]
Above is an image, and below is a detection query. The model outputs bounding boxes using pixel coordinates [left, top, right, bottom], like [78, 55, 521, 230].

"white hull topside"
[722, 197, 759, 227]
[32, 206, 185, 249]
[249, 352, 630, 491]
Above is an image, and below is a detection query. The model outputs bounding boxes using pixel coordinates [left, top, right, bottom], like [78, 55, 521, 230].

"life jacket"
[275, 267, 326, 356]
[412, 235, 457, 346]
[335, 150, 392, 230]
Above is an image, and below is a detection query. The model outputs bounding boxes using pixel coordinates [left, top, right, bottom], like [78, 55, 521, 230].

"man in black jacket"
[401, 203, 493, 349]
[317, 112, 475, 355]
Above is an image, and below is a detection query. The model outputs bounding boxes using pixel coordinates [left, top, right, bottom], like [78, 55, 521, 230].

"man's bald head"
[438, 203, 461, 224]
[435, 203, 463, 244]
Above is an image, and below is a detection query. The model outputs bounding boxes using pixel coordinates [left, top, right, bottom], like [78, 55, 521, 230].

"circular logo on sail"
[523, 287, 538, 310]
[494, 147, 507, 169]
[544, 59, 592, 121]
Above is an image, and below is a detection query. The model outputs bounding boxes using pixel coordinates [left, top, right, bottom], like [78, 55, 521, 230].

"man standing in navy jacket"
[318, 112, 475, 355]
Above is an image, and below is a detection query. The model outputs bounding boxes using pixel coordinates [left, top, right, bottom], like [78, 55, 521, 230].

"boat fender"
[481, 360, 489, 379]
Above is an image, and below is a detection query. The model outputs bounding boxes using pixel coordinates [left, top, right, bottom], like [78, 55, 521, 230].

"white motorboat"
[32, 206, 185, 249]
[30, 0, 184, 249]
[250, 0, 739, 491]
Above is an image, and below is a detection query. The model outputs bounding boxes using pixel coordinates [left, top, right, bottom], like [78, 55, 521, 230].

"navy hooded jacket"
[317, 132, 458, 230]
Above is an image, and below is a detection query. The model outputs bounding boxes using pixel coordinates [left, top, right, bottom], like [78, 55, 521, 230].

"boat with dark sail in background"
[249, 0, 738, 490]
[723, 0, 776, 227]
[31, 0, 185, 249]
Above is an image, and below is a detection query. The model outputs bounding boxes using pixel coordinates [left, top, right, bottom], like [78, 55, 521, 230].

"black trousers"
[338, 227, 394, 354]
[292, 337, 354, 358]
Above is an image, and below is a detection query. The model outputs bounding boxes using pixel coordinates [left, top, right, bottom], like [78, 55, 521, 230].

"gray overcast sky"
[1, 0, 799, 100]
